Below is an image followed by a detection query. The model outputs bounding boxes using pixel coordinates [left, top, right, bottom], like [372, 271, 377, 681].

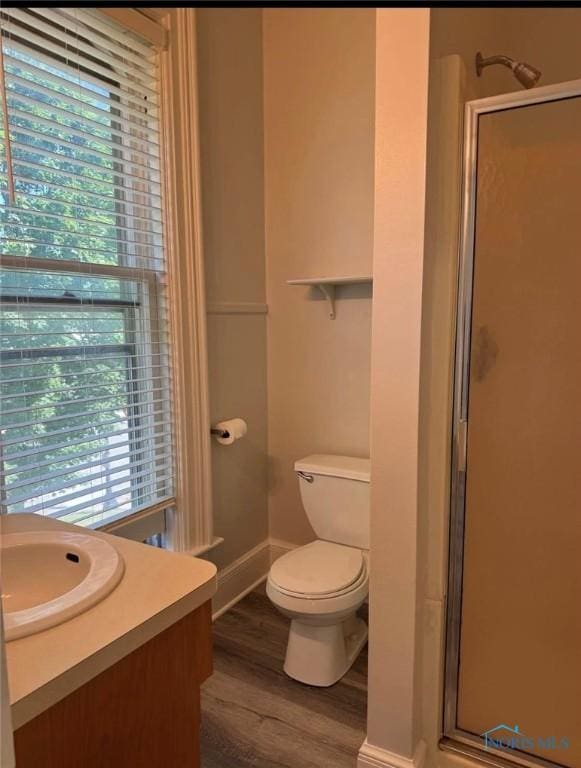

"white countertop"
[2, 514, 217, 729]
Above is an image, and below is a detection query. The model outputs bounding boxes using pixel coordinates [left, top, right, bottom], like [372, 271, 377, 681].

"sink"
[1, 529, 125, 641]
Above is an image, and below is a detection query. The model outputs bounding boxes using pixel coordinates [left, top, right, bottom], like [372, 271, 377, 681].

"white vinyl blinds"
[0, 8, 174, 529]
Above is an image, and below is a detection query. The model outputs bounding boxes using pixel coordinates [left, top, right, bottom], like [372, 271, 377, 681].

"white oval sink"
[1, 530, 125, 641]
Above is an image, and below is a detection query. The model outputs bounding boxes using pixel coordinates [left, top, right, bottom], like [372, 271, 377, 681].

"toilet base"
[283, 614, 368, 687]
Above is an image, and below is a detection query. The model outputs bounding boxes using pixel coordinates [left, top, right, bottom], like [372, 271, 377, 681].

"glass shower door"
[445, 90, 581, 768]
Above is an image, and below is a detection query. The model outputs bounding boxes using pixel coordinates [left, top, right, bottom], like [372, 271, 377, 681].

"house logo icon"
[481, 724, 570, 754]
[481, 724, 528, 751]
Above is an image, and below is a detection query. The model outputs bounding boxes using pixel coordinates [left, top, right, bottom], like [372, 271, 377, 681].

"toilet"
[266, 454, 370, 687]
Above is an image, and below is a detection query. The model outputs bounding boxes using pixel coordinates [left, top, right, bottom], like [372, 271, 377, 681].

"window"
[0, 9, 173, 530]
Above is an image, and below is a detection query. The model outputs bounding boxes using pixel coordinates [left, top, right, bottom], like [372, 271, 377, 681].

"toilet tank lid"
[294, 454, 371, 483]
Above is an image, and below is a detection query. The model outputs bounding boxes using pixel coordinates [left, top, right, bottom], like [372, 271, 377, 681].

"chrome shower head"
[512, 60, 542, 89]
[476, 51, 542, 90]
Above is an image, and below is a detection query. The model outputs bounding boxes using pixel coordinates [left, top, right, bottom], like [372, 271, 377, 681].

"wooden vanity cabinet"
[14, 601, 212, 768]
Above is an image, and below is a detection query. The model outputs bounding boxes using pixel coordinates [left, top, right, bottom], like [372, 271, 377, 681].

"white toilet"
[266, 454, 370, 687]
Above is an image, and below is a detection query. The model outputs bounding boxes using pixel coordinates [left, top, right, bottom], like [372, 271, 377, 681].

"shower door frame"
[442, 77, 581, 768]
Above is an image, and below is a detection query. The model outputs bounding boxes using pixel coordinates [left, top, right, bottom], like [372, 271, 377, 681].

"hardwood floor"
[201, 588, 368, 768]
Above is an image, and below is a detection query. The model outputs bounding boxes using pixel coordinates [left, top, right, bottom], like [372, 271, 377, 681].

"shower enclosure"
[444, 80, 581, 768]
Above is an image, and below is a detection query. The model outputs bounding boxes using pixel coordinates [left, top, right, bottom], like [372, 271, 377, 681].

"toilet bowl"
[266, 454, 371, 687]
[267, 540, 369, 686]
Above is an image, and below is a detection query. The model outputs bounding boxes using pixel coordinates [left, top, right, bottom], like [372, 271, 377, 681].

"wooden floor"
[201, 588, 368, 768]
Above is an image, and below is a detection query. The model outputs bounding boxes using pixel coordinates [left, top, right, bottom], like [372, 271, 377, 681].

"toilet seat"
[269, 540, 365, 599]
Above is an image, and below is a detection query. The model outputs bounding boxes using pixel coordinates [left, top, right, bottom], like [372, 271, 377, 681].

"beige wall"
[364, 9, 431, 761]
[417, 53, 467, 767]
[431, 8, 581, 99]
[263, 8, 376, 545]
[197, 9, 268, 569]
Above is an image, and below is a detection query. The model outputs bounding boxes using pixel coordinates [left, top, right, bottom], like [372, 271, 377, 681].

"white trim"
[159, 9, 213, 553]
[212, 574, 267, 621]
[206, 302, 268, 315]
[211, 538, 299, 620]
[358, 740, 427, 768]
[100, 9, 168, 49]
[212, 539, 271, 619]
[188, 536, 224, 558]
[269, 537, 299, 560]
[466, 77, 581, 114]
[218, 540, 270, 585]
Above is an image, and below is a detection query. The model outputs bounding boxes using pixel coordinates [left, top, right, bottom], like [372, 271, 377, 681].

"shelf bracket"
[315, 283, 336, 319]
[286, 275, 372, 319]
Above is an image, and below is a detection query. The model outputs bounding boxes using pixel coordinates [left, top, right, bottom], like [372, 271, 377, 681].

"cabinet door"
[14, 603, 213, 768]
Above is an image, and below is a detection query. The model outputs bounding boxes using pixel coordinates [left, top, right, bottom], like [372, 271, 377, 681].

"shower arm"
[476, 53, 516, 76]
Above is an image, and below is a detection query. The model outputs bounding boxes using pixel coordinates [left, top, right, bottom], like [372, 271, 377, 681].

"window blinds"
[0, 8, 173, 529]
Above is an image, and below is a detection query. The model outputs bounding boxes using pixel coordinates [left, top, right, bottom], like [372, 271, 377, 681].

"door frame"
[442, 77, 581, 768]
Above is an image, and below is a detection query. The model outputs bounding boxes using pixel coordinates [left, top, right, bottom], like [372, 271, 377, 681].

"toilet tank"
[295, 454, 370, 550]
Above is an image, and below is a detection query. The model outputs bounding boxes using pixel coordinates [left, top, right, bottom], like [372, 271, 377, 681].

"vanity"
[2, 514, 217, 768]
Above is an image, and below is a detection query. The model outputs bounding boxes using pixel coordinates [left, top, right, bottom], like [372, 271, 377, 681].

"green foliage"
[1, 48, 119, 263]
[1, 46, 148, 524]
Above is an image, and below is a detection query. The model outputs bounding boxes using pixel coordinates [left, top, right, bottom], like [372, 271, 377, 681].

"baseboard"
[358, 739, 427, 768]
[212, 573, 267, 620]
[269, 537, 298, 561]
[211, 538, 298, 620]
[212, 539, 271, 619]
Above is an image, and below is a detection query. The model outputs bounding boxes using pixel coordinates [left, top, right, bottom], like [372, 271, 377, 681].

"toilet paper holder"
[210, 427, 230, 439]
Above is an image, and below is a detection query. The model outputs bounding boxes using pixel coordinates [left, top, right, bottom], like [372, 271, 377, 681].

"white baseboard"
[358, 740, 427, 768]
[211, 538, 298, 620]
[212, 539, 270, 619]
[212, 573, 267, 620]
[269, 537, 298, 561]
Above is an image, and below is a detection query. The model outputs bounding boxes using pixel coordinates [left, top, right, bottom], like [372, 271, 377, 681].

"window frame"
[0, 9, 213, 550]
[154, 9, 214, 553]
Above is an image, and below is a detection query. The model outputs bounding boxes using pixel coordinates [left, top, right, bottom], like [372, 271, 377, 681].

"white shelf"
[286, 275, 372, 287]
[286, 275, 372, 319]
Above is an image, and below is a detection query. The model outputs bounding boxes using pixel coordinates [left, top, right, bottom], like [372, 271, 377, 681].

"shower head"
[512, 60, 543, 90]
[476, 51, 542, 90]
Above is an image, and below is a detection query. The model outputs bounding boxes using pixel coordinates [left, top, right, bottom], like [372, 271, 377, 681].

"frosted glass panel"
[457, 96, 581, 768]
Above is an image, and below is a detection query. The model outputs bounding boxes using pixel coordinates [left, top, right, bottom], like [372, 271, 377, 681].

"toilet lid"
[270, 540, 364, 597]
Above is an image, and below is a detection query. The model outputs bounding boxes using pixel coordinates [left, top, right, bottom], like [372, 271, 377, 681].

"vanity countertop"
[2, 514, 217, 729]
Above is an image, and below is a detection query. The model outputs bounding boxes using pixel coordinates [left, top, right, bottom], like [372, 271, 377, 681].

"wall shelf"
[286, 275, 372, 319]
